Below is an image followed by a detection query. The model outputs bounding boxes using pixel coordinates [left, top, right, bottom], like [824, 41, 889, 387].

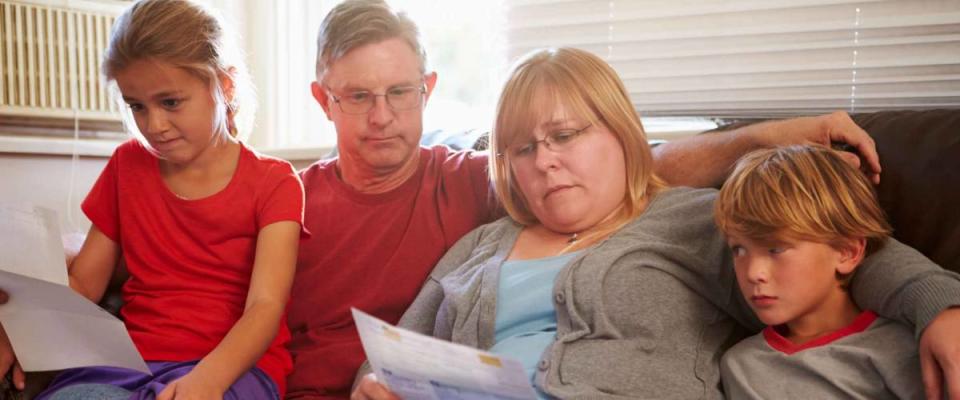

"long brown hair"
[103, 0, 254, 139]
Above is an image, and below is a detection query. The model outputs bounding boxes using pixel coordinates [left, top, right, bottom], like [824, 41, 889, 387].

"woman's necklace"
[568, 232, 579, 244]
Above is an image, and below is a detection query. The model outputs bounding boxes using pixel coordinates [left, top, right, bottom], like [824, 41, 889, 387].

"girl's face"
[507, 97, 628, 234]
[114, 59, 232, 166]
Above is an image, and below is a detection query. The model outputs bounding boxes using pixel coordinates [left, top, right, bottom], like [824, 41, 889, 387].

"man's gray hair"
[316, 0, 427, 81]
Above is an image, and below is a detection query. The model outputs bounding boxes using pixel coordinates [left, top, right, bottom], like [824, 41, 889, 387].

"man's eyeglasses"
[327, 85, 426, 115]
[499, 124, 593, 160]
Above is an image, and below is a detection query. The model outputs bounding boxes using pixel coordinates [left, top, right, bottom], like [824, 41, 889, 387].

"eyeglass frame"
[324, 83, 427, 115]
[497, 123, 594, 159]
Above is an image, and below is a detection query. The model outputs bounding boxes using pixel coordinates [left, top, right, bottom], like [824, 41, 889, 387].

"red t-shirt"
[82, 139, 305, 395]
[287, 146, 497, 399]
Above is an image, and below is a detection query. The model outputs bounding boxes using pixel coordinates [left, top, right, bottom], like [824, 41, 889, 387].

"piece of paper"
[352, 308, 537, 400]
[0, 204, 150, 374]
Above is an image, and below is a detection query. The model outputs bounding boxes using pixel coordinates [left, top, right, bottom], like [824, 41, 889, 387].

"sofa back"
[853, 110, 960, 273]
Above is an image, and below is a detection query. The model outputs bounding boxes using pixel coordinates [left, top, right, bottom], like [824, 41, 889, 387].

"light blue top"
[489, 251, 581, 399]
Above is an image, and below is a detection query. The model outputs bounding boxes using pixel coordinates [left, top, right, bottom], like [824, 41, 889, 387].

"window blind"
[505, 0, 960, 118]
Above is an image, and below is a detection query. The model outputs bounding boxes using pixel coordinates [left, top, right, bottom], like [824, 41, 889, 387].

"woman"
[352, 48, 960, 399]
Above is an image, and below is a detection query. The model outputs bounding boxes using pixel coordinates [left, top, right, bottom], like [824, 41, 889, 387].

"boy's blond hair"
[716, 145, 891, 263]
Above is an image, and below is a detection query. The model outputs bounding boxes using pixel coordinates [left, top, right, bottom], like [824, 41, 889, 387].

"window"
[505, 0, 960, 121]
[221, 0, 507, 154]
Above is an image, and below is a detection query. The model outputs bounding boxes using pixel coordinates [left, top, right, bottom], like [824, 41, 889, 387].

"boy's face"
[727, 234, 860, 330]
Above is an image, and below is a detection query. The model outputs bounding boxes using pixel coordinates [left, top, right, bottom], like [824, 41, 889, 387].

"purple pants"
[35, 360, 279, 400]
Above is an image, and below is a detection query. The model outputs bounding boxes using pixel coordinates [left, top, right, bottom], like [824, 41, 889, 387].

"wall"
[0, 153, 106, 235]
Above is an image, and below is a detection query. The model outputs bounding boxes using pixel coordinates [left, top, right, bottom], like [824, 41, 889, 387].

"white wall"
[0, 153, 107, 235]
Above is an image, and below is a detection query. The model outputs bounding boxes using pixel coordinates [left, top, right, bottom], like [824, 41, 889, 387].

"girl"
[31, 0, 305, 398]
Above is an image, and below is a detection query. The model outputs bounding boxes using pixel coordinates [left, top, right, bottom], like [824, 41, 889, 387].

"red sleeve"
[81, 148, 122, 242]
[257, 162, 309, 237]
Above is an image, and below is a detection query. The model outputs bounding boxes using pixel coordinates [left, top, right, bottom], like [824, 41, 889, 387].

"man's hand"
[351, 373, 401, 400]
[652, 110, 881, 188]
[920, 307, 960, 400]
[753, 111, 881, 184]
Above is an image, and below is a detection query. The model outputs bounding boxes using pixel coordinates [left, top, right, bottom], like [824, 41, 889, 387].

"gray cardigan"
[361, 187, 960, 399]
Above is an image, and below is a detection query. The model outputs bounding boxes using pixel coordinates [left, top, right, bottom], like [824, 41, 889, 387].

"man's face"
[312, 38, 437, 174]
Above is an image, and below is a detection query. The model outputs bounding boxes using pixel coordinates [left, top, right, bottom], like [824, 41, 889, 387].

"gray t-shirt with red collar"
[721, 311, 924, 399]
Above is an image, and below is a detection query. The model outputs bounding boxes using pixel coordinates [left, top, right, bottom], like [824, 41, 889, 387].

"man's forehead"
[327, 75, 422, 92]
[321, 37, 425, 91]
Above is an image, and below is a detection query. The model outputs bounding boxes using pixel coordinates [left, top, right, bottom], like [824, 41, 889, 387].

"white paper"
[0, 204, 150, 374]
[352, 308, 537, 400]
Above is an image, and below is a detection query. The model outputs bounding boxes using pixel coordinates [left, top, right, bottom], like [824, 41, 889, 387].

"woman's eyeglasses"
[499, 124, 593, 161]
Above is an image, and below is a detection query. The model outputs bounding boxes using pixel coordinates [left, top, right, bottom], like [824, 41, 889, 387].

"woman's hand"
[156, 370, 226, 400]
[351, 373, 401, 400]
[920, 306, 960, 400]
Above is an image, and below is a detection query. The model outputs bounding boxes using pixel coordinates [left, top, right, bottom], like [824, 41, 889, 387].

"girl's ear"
[218, 67, 238, 136]
[836, 237, 867, 275]
[219, 67, 237, 111]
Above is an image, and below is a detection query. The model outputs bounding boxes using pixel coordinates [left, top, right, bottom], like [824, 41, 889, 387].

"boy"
[715, 145, 923, 399]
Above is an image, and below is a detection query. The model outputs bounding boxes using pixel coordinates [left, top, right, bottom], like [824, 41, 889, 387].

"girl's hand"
[156, 370, 226, 400]
[0, 320, 25, 391]
[351, 373, 401, 400]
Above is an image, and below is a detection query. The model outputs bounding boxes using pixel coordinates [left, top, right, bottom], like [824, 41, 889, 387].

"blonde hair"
[315, 0, 426, 82]
[102, 0, 254, 139]
[490, 47, 666, 248]
[716, 145, 891, 268]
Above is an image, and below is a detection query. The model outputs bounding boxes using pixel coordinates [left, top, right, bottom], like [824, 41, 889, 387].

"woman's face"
[508, 98, 628, 234]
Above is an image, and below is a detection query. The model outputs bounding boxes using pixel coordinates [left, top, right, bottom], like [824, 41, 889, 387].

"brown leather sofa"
[852, 110, 959, 273]
[2, 109, 957, 399]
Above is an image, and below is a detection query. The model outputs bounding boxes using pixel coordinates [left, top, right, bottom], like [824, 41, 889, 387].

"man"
[283, 1, 929, 399]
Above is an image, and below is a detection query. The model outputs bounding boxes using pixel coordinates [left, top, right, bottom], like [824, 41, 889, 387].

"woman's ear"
[836, 237, 867, 275]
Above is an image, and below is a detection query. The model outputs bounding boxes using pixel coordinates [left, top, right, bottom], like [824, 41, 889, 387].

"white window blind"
[506, 0, 960, 118]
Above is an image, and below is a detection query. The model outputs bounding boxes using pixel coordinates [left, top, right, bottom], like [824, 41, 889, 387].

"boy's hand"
[156, 370, 226, 400]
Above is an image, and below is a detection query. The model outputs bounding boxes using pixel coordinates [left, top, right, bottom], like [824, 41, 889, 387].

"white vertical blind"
[0, 0, 124, 123]
[234, 0, 332, 149]
[505, 0, 960, 118]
